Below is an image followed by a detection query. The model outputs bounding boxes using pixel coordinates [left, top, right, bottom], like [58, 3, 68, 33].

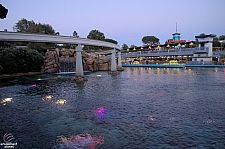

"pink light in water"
[95, 107, 107, 120]
[57, 133, 104, 149]
[30, 84, 37, 87]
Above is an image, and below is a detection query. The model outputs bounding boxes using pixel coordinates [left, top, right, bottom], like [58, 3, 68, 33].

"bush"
[0, 48, 44, 74]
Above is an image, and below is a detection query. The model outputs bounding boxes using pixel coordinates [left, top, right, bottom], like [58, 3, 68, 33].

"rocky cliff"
[42, 48, 113, 73]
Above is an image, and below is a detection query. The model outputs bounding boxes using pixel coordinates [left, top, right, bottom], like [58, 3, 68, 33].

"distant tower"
[166, 22, 186, 47]
[172, 22, 181, 41]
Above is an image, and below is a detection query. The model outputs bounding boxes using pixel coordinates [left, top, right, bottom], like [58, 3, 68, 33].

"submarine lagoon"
[0, 67, 225, 149]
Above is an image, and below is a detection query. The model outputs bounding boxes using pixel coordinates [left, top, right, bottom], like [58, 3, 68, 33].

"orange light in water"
[42, 95, 53, 101]
[55, 99, 66, 105]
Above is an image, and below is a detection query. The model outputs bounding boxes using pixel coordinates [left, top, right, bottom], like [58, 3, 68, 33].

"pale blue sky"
[0, 0, 225, 47]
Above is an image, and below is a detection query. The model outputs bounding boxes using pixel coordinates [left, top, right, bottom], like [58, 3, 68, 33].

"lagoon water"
[0, 67, 225, 149]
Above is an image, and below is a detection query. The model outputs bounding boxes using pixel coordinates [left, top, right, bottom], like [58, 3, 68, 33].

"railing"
[120, 47, 209, 57]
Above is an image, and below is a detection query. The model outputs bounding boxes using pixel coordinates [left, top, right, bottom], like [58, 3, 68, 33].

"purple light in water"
[95, 107, 107, 120]
[29, 84, 37, 88]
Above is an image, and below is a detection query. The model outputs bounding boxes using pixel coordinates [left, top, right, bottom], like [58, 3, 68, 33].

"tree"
[13, 18, 35, 32]
[73, 31, 79, 38]
[0, 4, 8, 19]
[12, 18, 56, 54]
[0, 48, 44, 74]
[130, 45, 137, 48]
[55, 32, 60, 35]
[213, 36, 220, 47]
[87, 29, 105, 41]
[219, 35, 225, 40]
[199, 33, 206, 36]
[122, 43, 129, 50]
[84, 30, 106, 51]
[105, 38, 118, 44]
[142, 36, 159, 45]
[26, 23, 55, 34]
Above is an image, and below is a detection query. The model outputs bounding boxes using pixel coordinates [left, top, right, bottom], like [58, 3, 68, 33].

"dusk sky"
[0, 0, 225, 47]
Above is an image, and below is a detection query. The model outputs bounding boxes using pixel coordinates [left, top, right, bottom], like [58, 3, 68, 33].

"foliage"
[26, 23, 55, 34]
[73, 31, 79, 37]
[0, 4, 8, 19]
[199, 33, 206, 37]
[130, 45, 137, 48]
[87, 30, 105, 41]
[85, 30, 106, 51]
[142, 36, 159, 45]
[219, 35, 225, 40]
[12, 18, 57, 53]
[122, 43, 129, 50]
[105, 38, 118, 45]
[13, 18, 55, 34]
[0, 48, 44, 74]
[13, 18, 35, 32]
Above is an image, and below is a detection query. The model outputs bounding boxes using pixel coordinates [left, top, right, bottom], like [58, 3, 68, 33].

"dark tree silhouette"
[0, 4, 8, 19]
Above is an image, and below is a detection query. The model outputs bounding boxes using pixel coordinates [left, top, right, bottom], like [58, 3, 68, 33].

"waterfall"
[59, 57, 76, 73]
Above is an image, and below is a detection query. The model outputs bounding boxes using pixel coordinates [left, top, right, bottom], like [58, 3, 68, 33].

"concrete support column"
[75, 44, 84, 77]
[118, 51, 122, 67]
[111, 48, 117, 71]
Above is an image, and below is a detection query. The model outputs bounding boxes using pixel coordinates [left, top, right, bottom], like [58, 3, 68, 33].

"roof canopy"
[195, 34, 216, 39]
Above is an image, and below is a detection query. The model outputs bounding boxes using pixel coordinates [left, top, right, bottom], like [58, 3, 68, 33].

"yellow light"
[178, 43, 181, 46]
[1, 98, 13, 105]
[133, 47, 136, 51]
[42, 95, 53, 101]
[149, 46, 151, 49]
[56, 99, 66, 105]
[2, 98, 13, 103]
[141, 47, 143, 50]
[37, 78, 42, 80]
[189, 42, 193, 46]
[97, 74, 102, 77]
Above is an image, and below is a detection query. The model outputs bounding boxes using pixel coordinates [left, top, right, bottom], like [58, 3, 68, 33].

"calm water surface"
[0, 67, 225, 149]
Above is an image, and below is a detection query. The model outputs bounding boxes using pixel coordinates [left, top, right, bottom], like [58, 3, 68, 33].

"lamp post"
[220, 40, 222, 51]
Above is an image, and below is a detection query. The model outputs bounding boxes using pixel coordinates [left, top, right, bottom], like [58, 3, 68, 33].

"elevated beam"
[0, 31, 120, 49]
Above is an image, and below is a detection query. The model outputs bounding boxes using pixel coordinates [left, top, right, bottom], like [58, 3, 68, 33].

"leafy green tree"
[26, 23, 55, 34]
[84, 30, 106, 51]
[199, 33, 206, 36]
[142, 36, 159, 45]
[73, 31, 79, 37]
[13, 18, 57, 54]
[105, 38, 118, 44]
[219, 35, 225, 40]
[87, 29, 105, 41]
[0, 48, 44, 74]
[122, 43, 129, 50]
[130, 45, 137, 48]
[213, 36, 220, 47]
[13, 18, 35, 32]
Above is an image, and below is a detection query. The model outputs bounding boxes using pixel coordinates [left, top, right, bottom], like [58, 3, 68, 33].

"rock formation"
[42, 48, 117, 73]
[42, 50, 59, 73]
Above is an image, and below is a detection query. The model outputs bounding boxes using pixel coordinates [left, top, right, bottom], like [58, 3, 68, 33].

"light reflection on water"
[0, 67, 225, 148]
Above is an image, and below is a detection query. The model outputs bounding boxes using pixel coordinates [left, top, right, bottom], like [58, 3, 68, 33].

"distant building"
[166, 23, 186, 46]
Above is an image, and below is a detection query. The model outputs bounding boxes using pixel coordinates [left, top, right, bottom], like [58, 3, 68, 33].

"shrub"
[0, 48, 44, 74]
